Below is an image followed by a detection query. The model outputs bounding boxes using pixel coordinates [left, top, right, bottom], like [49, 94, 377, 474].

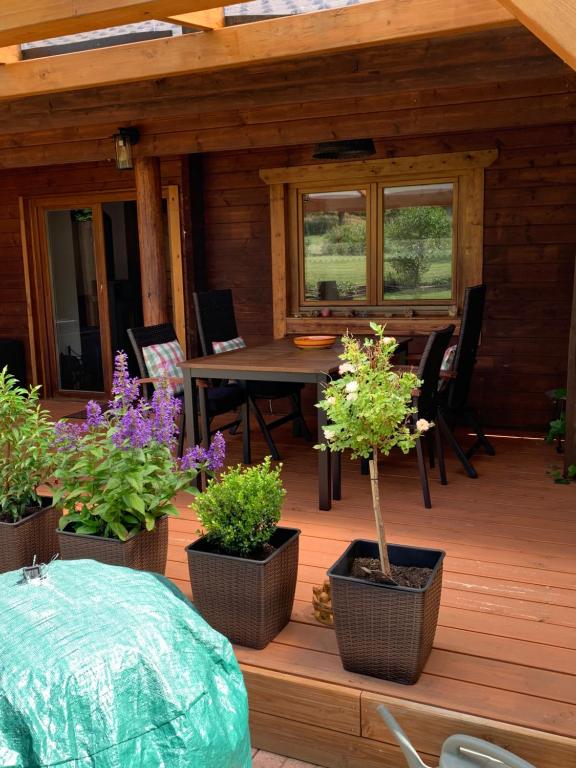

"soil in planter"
[196, 539, 277, 561]
[351, 557, 432, 588]
[0, 498, 51, 524]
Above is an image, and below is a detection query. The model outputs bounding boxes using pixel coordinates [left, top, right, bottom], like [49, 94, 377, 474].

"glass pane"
[383, 183, 453, 301]
[102, 201, 143, 376]
[46, 208, 104, 392]
[302, 190, 367, 301]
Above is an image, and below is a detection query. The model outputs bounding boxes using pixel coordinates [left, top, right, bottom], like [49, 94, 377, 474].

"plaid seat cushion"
[142, 339, 184, 395]
[212, 336, 246, 355]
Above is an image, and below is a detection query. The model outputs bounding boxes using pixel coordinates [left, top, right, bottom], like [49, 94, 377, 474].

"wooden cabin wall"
[202, 125, 576, 431]
[0, 157, 189, 384]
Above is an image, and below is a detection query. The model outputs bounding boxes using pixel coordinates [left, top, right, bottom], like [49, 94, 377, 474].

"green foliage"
[194, 457, 286, 557]
[322, 217, 366, 256]
[548, 464, 576, 485]
[316, 323, 424, 460]
[385, 206, 451, 289]
[53, 437, 197, 541]
[546, 414, 565, 444]
[0, 368, 54, 522]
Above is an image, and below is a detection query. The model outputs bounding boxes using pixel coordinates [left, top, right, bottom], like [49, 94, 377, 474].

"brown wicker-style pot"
[328, 539, 445, 685]
[0, 498, 59, 574]
[57, 514, 168, 573]
[186, 526, 300, 649]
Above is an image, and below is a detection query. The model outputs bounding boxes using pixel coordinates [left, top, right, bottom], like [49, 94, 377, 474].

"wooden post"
[135, 156, 168, 326]
[564, 260, 576, 475]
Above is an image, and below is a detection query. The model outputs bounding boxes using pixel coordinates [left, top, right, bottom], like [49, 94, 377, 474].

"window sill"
[285, 315, 461, 337]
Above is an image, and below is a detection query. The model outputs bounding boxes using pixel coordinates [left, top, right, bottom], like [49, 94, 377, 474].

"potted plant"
[52, 351, 223, 574]
[0, 367, 58, 574]
[317, 323, 444, 684]
[186, 457, 298, 649]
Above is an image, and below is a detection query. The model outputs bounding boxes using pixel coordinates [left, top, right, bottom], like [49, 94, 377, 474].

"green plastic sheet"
[0, 560, 251, 767]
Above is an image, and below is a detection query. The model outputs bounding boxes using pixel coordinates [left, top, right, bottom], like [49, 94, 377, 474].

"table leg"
[182, 372, 202, 490]
[241, 380, 251, 465]
[317, 376, 332, 511]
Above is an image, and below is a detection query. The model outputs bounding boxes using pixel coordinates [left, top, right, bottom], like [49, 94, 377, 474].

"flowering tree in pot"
[0, 368, 58, 573]
[53, 351, 224, 572]
[316, 324, 444, 684]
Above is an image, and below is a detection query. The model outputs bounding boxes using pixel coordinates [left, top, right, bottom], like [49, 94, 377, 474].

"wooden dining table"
[179, 336, 411, 511]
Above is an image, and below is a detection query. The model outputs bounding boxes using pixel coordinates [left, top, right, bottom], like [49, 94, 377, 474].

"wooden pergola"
[1, 0, 575, 469]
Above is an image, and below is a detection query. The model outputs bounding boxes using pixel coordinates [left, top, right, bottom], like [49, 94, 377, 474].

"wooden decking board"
[44, 402, 576, 764]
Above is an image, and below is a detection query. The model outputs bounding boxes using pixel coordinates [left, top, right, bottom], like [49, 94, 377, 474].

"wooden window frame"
[260, 150, 497, 338]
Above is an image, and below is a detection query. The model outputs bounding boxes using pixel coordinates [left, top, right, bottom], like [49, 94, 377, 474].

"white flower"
[346, 391, 358, 402]
[382, 336, 396, 345]
[345, 380, 359, 394]
[416, 418, 432, 433]
[323, 428, 335, 440]
[339, 362, 355, 375]
[326, 396, 336, 405]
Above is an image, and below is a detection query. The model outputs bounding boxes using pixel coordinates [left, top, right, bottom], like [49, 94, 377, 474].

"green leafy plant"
[548, 464, 576, 485]
[0, 367, 55, 523]
[194, 456, 286, 557]
[53, 351, 225, 541]
[316, 323, 430, 579]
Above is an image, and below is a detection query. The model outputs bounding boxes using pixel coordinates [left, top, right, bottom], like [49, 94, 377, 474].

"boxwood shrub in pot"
[317, 323, 444, 684]
[52, 351, 222, 574]
[186, 457, 298, 649]
[0, 367, 58, 574]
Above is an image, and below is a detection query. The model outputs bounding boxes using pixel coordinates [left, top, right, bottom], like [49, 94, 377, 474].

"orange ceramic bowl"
[293, 335, 337, 349]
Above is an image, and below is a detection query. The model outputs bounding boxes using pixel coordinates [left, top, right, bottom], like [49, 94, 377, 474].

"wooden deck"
[47, 401, 576, 767]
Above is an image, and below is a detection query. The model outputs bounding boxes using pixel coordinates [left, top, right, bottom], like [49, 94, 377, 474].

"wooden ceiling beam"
[0, 0, 517, 101]
[0, 0, 230, 48]
[165, 9, 225, 30]
[498, 0, 576, 71]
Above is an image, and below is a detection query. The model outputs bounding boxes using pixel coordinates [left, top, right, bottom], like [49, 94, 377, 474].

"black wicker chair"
[127, 322, 244, 457]
[437, 284, 495, 478]
[193, 289, 312, 461]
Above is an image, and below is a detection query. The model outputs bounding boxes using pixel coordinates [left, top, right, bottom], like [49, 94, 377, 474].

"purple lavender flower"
[85, 400, 104, 429]
[181, 432, 226, 472]
[150, 382, 180, 447]
[110, 351, 140, 411]
[53, 419, 86, 451]
[111, 400, 153, 449]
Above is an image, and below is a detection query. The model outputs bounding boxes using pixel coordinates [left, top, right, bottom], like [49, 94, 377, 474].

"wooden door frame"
[21, 186, 185, 396]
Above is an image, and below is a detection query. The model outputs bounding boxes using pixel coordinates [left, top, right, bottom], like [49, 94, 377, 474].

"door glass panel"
[302, 190, 367, 302]
[102, 201, 143, 376]
[382, 183, 454, 301]
[46, 208, 104, 392]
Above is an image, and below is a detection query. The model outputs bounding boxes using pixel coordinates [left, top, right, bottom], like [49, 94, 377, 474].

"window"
[260, 151, 496, 337]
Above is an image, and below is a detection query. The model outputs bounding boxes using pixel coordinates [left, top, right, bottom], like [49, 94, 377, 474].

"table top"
[179, 336, 412, 383]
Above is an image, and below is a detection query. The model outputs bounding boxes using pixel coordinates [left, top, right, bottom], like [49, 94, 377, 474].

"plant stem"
[368, 446, 393, 579]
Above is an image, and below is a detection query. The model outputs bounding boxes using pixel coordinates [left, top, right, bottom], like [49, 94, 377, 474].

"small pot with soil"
[186, 457, 297, 649]
[328, 539, 444, 684]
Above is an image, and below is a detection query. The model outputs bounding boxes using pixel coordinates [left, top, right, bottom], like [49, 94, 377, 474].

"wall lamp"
[113, 127, 140, 170]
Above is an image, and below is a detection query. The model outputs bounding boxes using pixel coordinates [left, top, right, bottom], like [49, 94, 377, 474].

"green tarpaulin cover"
[0, 559, 251, 767]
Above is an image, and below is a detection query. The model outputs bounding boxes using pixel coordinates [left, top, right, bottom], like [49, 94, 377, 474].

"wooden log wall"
[0, 157, 189, 383]
[202, 124, 576, 430]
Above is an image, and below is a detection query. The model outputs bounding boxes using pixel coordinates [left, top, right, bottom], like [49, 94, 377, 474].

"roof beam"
[0, 0, 516, 101]
[0, 0, 231, 48]
[498, 0, 576, 71]
[166, 9, 225, 30]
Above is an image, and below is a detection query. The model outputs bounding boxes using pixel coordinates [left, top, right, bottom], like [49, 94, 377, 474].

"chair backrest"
[127, 323, 178, 396]
[193, 289, 239, 357]
[446, 284, 487, 411]
[417, 324, 456, 421]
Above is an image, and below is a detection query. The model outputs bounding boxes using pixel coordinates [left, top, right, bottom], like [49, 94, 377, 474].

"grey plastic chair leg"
[377, 706, 432, 768]
[442, 735, 536, 768]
